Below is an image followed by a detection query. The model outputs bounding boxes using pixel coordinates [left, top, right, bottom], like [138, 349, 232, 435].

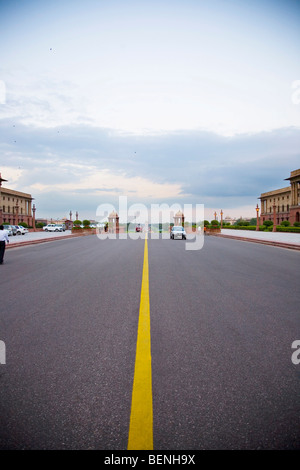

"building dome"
[175, 210, 183, 217]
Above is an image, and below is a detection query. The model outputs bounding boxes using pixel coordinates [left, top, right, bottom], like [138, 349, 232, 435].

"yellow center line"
[127, 235, 153, 450]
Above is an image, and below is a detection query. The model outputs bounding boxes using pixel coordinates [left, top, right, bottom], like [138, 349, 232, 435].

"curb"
[211, 233, 300, 251]
[6, 232, 95, 249]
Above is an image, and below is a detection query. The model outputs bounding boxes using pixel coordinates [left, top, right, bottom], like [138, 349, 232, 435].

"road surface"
[0, 235, 299, 449]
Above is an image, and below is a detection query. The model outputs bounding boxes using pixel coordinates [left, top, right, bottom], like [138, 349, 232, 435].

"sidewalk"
[6, 230, 89, 249]
[214, 229, 300, 250]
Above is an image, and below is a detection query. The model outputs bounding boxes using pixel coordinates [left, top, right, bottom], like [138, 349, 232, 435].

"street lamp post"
[256, 204, 259, 231]
[0, 173, 8, 225]
[220, 210, 223, 229]
[32, 204, 36, 232]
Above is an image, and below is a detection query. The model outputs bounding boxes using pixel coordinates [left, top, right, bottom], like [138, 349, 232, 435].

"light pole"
[256, 204, 259, 231]
[220, 210, 223, 229]
[0, 173, 8, 225]
[32, 204, 36, 232]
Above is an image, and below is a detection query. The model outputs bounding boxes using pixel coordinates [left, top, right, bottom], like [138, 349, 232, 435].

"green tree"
[83, 219, 90, 227]
[237, 220, 250, 226]
[264, 220, 273, 227]
[73, 219, 82, 226]
[281, 220, 290, 227]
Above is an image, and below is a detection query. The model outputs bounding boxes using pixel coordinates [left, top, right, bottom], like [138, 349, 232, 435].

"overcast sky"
[0, 0, 299, 221]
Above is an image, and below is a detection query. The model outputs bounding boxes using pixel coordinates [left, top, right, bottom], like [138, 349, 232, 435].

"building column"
[273, 204, 277, 232]
[15, 202, 19, 225]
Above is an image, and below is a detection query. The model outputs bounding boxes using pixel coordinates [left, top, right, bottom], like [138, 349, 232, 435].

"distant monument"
[108, 211, 119, 233]
[174, 210, 184, 227]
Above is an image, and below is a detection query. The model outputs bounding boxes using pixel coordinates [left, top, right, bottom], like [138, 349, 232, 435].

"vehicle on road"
[43, 224, 64, 232]
[55, 224, 66, 231]
[136, 224, 142, 232]
[170, 225, 187, 240]
[16, 225, 28, 235]
[3, 225, 12, 236]
[3, 224, 17, 236]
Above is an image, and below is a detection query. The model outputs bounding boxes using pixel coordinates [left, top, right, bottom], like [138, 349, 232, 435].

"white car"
[170, 225, 187, 240]
[16, 225, 28, 235]
[43, 224, 63, 232]
[3, 225, 12, 236]
[55, 224, 66, 231]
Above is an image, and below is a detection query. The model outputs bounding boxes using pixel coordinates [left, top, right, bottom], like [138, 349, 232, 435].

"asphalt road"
[0, 234, 299, 450]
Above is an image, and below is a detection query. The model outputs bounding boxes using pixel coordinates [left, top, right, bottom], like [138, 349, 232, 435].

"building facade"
[259, 169, 300, 225]
[0, 174, 33, 226]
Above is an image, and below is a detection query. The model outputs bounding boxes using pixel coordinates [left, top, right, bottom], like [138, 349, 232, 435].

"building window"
[3, 197, 5, 200]
[8, 206, 10, 212]
[287, 204, 289, 211]
[282, 205, 284, 212]
[8, 197, 10, 201]
[2, 206, 5, 212]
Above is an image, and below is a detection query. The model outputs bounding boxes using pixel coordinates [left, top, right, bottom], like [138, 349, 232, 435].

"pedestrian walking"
[0, 225, 9, 264]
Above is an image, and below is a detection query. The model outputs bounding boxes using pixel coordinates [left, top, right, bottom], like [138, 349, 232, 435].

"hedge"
[222, 225, 257, 231]
[275, 226, 300, 233]
[222, 225, 300, 233]
[72, 226, 92, 231]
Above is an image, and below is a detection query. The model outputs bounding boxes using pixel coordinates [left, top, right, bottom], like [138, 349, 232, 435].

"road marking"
[128, 235, 153, 450]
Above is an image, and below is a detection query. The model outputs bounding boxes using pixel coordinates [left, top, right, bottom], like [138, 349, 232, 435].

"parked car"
[170, 225, 187, 240]
[43, 224, 63, 232]
[16, 225, 28, 235]
[3, 225, 12, 236]
[55, 224, 66, 231]
[3, 224, 17, 236]
[136, 224, 142, 232]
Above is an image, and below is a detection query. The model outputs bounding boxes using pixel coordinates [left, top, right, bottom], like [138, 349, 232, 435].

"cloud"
[0, 117, 299, 219]
[30, 166, 184, 200]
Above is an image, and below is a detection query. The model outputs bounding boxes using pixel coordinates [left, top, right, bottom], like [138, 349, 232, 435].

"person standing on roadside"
[0, 225, 9, 264]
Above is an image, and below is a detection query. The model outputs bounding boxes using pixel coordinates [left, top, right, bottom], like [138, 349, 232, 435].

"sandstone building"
[259, 169, 300, 225]
[0, 173, 33, 226]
